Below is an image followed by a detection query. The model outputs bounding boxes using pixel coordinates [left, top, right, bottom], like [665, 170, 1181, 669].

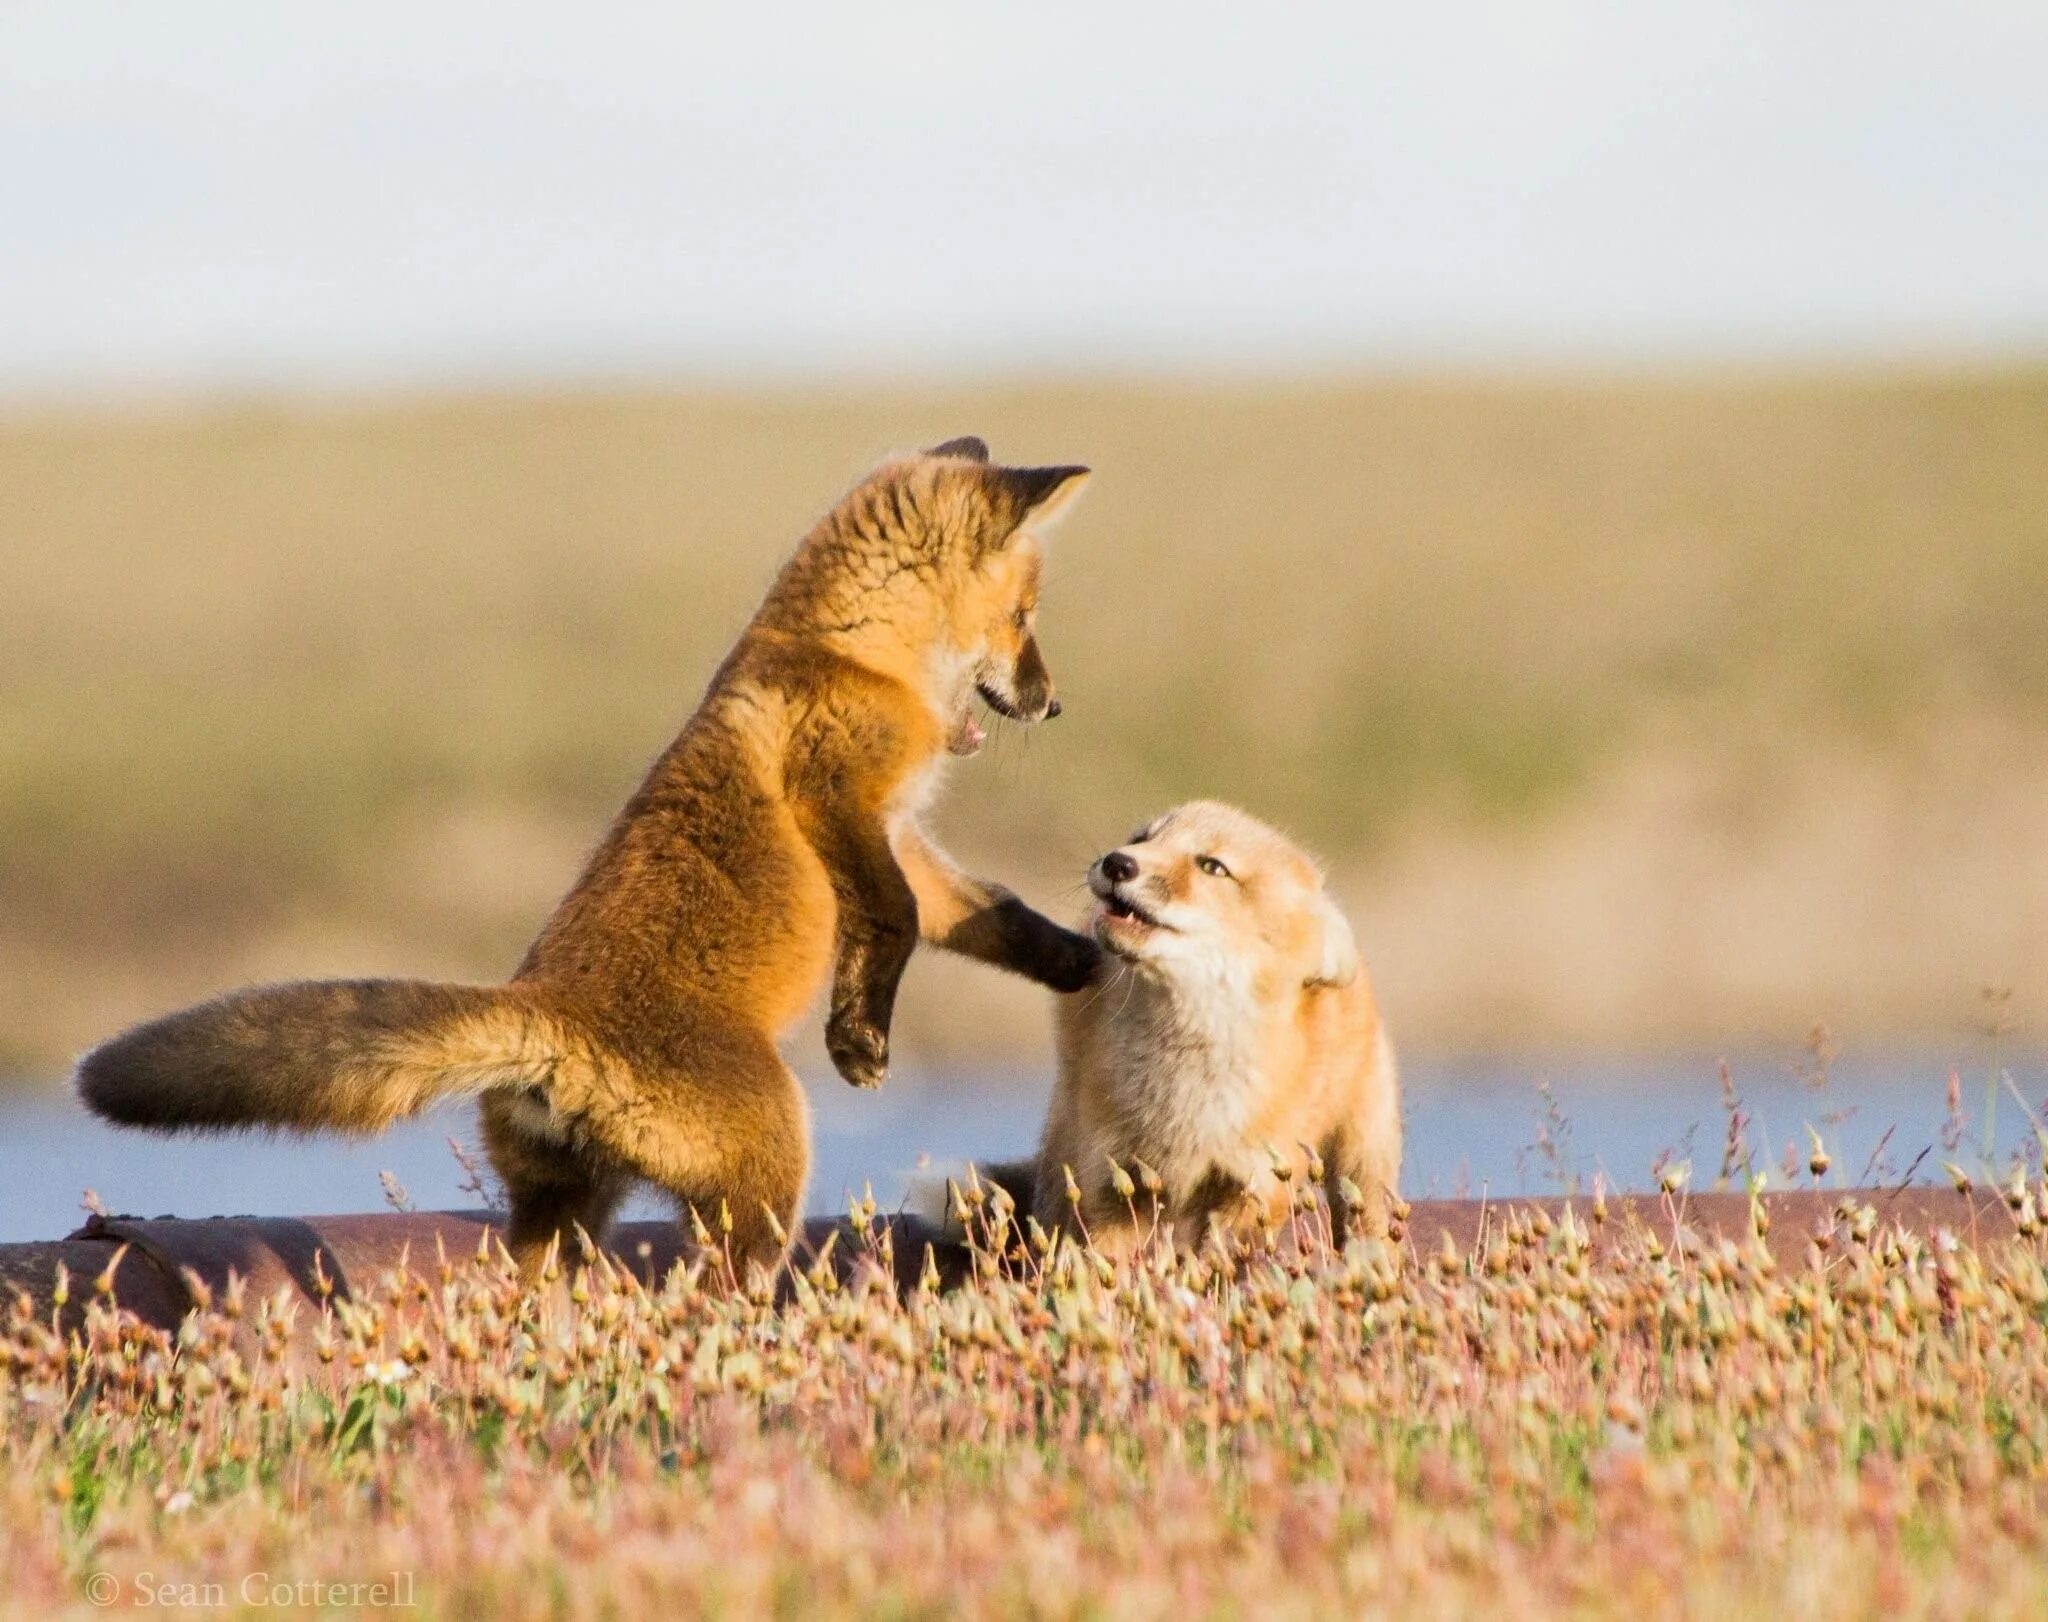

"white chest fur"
[887, 755, 951, 839]
[1092, 956, 1267, 1195]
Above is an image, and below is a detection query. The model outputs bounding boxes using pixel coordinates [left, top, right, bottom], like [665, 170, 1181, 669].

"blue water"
[1, 1050, 2039, 1242]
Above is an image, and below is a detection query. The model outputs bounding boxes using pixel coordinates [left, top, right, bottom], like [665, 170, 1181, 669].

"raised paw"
[826, 1013, 890, 1090]
[1042, 926, 1106, 994]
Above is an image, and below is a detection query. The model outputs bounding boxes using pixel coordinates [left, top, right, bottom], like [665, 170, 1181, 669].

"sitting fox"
[1035, 801, 1400, 1255]
[77, 437, 1100, 1278]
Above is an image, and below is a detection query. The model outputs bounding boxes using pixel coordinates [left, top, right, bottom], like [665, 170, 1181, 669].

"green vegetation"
[6, 370, 2048, 1069]
[7, 1194, 2048, 1617]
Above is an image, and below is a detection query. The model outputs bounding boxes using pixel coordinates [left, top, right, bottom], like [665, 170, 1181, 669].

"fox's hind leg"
[578, 1021, 810, 1285]
[480, 1091, 629, 1279]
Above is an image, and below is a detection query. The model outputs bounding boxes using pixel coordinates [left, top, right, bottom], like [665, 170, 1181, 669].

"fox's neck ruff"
[1097, 950, 1269, 1182]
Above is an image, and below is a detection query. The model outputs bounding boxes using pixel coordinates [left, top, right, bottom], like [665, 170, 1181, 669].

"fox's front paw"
[827, 1013, 890, 1090]
[1042, 927, 1105, 994]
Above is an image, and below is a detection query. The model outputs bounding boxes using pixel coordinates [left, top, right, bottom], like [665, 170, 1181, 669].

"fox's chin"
[1093, 918, 1145, 959]
[945, 710, 987, 756]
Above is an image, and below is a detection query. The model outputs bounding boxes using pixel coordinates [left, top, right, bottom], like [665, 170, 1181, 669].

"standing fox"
[1035, 801, 1399, 1255]
[77, 437, 1100, 1277]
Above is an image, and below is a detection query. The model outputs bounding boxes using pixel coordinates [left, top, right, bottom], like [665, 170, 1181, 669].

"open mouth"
[949, 681, 1051, 756]
[975, 681, 1026, 721]
[1097, 890, 1165, 933]
[950, 681, 1036, 756]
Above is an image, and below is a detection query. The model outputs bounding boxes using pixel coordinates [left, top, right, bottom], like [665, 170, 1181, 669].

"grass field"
[5, 370, 2048, 1073]
[7, 1196, 2048, 1618]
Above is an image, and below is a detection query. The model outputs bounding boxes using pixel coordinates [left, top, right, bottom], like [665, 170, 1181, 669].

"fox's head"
[913, 436, 1091, 755]
[1083, 801, 1360, 994]
[773, 436, 1091, 757]
[925, 436, 1089, 753]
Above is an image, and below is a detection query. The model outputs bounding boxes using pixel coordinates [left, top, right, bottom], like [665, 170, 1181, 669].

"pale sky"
[3, 2, 2046, 396]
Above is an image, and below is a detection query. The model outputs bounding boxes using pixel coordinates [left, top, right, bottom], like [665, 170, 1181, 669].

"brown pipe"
[1, 1210, 943, 1333]
[0, 1186, 2020, 1338]
[0, 1239, 191, 1329]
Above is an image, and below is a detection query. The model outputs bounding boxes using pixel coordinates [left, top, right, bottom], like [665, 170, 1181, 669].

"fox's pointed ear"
[1306, 896, 1360, 990]
[928, 435, 991, 462]
[993, 465, 1092, 545]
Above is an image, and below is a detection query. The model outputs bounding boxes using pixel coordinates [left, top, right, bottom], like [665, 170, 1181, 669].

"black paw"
[827, 1013, 890, 1090]
[1042, 927, 1106, 993]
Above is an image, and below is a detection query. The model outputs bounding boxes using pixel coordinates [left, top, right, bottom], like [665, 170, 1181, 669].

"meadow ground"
[5, 369, 2048, 1073]
[6, 1187, 2048, 1620]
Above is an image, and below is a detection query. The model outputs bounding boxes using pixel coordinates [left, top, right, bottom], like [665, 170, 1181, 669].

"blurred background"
[4, 4, 2046, 1228]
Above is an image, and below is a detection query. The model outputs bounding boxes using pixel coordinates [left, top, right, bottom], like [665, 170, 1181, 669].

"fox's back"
[516, 641, 931, 1032]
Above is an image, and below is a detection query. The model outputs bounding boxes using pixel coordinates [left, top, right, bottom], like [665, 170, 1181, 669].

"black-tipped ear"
[993, 465, 1092, 542]
[928, 436, 991, 462]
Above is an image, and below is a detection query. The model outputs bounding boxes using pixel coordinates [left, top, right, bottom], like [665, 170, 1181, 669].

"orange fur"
[77, 439, 1100, 1279]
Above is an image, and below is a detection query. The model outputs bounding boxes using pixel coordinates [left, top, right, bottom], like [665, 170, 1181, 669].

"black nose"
[1045, 698, 1062, 719]
[1099, 850, 1138, 884]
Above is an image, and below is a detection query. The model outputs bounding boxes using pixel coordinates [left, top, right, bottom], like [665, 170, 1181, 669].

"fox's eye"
[1013, 606, 1030, 630]
[1196, 855, 1233, 880]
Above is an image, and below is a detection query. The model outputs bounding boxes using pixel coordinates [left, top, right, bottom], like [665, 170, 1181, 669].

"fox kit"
[77, 437, 1100, 1278]
[1035, 801, 1399, 1255]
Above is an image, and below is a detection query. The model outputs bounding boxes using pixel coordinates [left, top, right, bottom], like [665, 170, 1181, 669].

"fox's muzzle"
[980, 633, 1060, 723]
[1095, 850, 1139, 887]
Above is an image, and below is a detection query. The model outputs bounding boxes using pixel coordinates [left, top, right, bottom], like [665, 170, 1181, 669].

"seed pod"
[93, 1245, 128, 1300]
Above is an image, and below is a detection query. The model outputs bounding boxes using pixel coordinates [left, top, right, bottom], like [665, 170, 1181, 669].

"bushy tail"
[906, 1157, 1041, 1231]
[977, 1158, 1039, 1213]
[76, 979, 571, 1137]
